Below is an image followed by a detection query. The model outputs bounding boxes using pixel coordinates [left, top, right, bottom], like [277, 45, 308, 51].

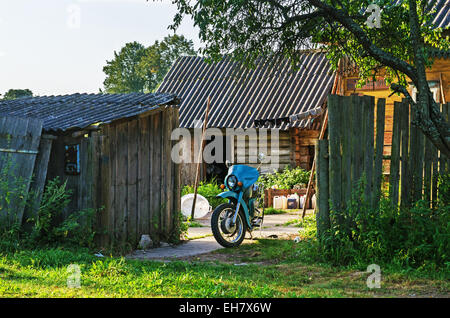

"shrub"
[0, 154, 33, 235]
[182, 178, 226, 210]
[319, 176, 450, 270]
[437, 173, 450, 207]
[258, 166, 310, 190]
[29, 177, 99, 248]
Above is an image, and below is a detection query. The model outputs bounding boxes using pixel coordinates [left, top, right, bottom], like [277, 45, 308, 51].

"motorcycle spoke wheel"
[211, 203, 246, 248]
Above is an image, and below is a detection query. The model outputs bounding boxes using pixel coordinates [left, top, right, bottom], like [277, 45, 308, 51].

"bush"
[319, 177, 450, 270]
[29, 177, 100, 249]
[182, 178, 226, 210]
[0, 154, 34, 235]
[258, 166, 310, 190]
[437, 173, 450, 207]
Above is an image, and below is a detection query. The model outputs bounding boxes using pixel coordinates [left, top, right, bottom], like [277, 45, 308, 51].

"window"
[410, 81, 440, 103]
[64, 144, 80, 175]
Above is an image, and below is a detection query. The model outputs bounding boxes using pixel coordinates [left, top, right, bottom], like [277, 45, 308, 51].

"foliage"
[168, 212, 189, 244]
[169, 0, 450, 157]
[0, 154, 33, 236]
[2, 88, 33, 100]
[103, 34, 196, 93]
[319, 177, 450, 270]
[103, 41, 148, 93]
[182, 178, 226, 210]
[28, 177, 100, 248]
[437, 173, 450, 207]
[31, 177, 72, 242]
[296, 214, 318, 239]
[170, 0, 448, 90]
[258, 166, 310, 189]
[264, 207, 287, 215]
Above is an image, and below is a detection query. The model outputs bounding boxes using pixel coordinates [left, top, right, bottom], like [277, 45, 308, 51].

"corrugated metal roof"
[390, 0, 449, 28]
[157, 52, 335, 129]
[430, 0, 449, 29]
[0, 92, 178, 132]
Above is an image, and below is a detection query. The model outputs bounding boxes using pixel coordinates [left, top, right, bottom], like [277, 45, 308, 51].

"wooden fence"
[316, 95, 449, 235]
[0, 117, 55, 229]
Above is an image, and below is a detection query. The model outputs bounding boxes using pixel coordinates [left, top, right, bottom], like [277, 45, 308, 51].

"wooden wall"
[289, 128, 320, 170]
[47, 107, 181, 248]
[179, 128, 300, 186]
[342, 57, 450, 163]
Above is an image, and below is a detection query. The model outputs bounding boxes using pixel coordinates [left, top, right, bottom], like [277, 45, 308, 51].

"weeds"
[318, 175, 450, 271]
[182, 178, 226, 209]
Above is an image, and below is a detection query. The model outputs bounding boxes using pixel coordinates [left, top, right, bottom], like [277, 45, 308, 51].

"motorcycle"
[211, 154, 265, 248]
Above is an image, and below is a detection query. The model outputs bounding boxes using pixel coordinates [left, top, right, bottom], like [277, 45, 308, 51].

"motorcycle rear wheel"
[211, 203, 247, 248]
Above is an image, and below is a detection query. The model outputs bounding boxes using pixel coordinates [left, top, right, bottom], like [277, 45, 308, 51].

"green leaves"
[258, 166, 311, 190]
[103, 35, 196, 94]
[2, 89, 33, 100]
[170, 0, 448, 87]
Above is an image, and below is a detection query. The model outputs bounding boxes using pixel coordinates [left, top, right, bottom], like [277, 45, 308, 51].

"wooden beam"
[301, 61, 341, 219]
[191, 97, 211, 220]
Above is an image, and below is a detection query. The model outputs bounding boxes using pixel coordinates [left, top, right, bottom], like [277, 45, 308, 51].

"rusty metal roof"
[0, 92, 178, 132]
[157, 52, 335, 129]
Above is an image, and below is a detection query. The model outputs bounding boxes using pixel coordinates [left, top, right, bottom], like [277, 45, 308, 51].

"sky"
[0, 0, 200, 96]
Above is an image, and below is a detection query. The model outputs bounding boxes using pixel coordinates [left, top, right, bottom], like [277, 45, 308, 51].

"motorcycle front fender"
[216, 191, 252, 230]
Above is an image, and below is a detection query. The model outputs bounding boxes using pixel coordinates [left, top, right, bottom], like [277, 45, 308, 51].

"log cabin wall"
[290, 128, 320, 170]
[179, 128, 298, 186]
[46, 107, 181, 248]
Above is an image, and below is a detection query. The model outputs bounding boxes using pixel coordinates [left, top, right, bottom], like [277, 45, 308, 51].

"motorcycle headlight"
[226, 175, 238, 190]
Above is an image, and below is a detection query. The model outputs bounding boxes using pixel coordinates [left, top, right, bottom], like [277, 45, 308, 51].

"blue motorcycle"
[211, 159, 265, 248]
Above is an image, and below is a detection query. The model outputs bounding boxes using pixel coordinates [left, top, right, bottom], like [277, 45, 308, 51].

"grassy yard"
[0, 238, 448, 298]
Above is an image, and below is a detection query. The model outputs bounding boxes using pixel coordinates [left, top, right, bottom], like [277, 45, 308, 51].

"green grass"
[264, 207, 287, 215]
[0, 239, 448, 298]
[185, 221, 204, 228]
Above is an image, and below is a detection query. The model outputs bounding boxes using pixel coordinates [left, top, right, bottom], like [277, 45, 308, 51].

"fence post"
[373, 98, 386, 209]
[363, 95, 375, 206]
[389, 101, 402, 207]
[400, 100, 411, 207]
[327, 95, 343, 223]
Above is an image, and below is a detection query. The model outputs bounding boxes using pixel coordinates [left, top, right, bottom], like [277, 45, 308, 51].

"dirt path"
[127, 209, 312, 261]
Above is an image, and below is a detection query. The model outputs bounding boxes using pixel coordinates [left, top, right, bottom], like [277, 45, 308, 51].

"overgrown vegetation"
[258, 166, 310, 189]
[264, 207, 287, 215]
[0, 154, 32, 235]
[0, 160, 100, 252]
[318, 175, 450, 271]
[182, 178, 226, 210]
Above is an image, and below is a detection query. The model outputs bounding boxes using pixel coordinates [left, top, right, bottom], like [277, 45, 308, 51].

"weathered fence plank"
[373, 98, 386, 208]
[317, 95, 449, 241]
[400, 101, 411, 207]
[327, 95, 343, 220]
[24, 135, 54, 229]
[0, 117, 43, 228]
[389, 101, 402, 207]
[341, 95, 353, 210]
[316, 139, 329, 238]
[364, 95, 375, 205]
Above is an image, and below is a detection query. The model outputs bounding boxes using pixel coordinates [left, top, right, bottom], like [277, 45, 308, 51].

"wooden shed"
[157, 51, 336, 185]
[0, 92, 181, 248]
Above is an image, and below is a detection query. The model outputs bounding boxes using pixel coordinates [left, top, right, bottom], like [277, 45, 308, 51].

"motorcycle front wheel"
[211, 203, 247, 248]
